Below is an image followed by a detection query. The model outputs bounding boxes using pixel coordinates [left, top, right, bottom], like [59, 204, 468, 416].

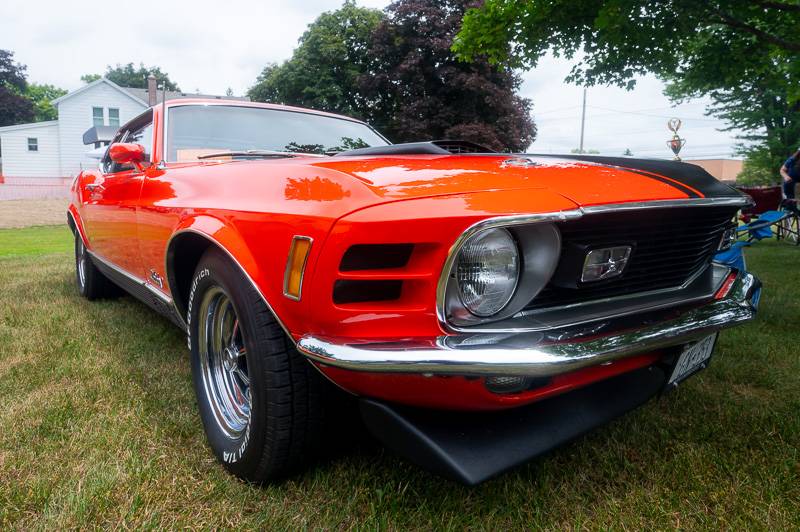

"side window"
[101, 112, 154, 174]
[128, 122, 153, 162]
[102, 129, 127, 174]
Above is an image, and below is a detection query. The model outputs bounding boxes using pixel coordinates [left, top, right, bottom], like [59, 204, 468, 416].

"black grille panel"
[524, 206, 737, 311]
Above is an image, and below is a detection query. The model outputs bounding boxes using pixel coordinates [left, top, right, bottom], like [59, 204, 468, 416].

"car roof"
[161, 98, 367, 125]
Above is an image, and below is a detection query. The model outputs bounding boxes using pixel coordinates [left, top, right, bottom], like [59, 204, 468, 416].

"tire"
[74, 232, 120, 300]
[187, 248, 327, 481]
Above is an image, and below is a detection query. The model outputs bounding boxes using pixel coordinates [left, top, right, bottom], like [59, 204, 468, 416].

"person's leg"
[783, 178, 796, 200]
[783, 179, 800, 214]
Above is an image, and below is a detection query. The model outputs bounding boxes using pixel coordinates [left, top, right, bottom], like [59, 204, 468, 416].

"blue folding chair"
[738, 210, 789, 242]
[714, 241, 750, 271]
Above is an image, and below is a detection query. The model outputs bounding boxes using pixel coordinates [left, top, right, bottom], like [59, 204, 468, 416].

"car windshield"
[166, 105, 388, 161]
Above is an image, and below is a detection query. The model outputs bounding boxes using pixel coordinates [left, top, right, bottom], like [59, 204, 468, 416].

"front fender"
[166, 212, 335, 342]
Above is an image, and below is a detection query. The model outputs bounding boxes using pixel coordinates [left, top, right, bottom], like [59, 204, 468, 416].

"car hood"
[309, 153, 736, 207]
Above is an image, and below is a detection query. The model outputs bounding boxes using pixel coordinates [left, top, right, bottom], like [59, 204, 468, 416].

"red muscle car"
[68, 99, 761, 485]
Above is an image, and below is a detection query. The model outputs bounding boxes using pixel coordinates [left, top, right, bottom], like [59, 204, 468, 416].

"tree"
[249, 1, 384, 119]
[25, 83, 67, 121]
[453, 0, 800, 169]
[0, 49, 34, 126]
[83, 63, 180, 91]
[454, 1, 800, 87]
[360, 0, 535, 151]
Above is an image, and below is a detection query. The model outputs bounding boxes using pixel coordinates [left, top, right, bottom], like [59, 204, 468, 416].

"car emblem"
[581, 246, 632, 282]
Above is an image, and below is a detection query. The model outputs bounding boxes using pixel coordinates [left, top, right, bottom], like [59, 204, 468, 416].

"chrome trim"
[66, 210, 88, 247]
[436, 197, 750, 333]
[298, 269, 759, 378]
[282, 235, 313, 301]
[87, 250, 175, 308]
[436, 209, 583, 328]
[581, 197, 750, 214]
[165, 229, 296, 345]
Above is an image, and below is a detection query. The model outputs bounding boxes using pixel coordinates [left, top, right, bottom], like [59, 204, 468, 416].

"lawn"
[0, 225, 798, 529]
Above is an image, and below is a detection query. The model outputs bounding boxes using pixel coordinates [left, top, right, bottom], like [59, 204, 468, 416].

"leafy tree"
[0, 49, 34, 126]
[360, 0, 536, 151]
[25, 83, 67, 121]
[83, 63, 180, 91]
[249, 1, 383, 119]
[737, 148, 783, 186]
[453, 0, 800, 172]
[454, 1, 800, 86]
[250, 0, 535, 151]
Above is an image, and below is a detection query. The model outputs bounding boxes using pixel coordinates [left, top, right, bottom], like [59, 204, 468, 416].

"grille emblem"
[581, 246, 632, 282]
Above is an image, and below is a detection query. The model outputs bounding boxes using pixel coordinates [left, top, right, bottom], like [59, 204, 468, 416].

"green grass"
[0, 225, 72, 257]
[0, 225, 798, 528]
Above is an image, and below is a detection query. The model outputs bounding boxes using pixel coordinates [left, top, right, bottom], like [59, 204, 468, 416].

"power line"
[586, 105, 721, 122]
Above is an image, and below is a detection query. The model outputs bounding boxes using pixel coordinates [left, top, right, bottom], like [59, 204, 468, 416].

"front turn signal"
[283, 236, 313, 301]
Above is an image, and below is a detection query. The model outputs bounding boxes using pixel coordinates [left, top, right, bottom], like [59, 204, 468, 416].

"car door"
[81, 111, 153, 277]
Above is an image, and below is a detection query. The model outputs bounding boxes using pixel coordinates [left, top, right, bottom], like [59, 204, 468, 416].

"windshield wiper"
[196, 149, 326, 160]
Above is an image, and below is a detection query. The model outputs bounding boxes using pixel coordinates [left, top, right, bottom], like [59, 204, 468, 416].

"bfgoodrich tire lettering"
[188, 248, 326, 481]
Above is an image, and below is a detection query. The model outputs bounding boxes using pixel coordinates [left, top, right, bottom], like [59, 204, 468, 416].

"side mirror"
[109, 142, 146, 170]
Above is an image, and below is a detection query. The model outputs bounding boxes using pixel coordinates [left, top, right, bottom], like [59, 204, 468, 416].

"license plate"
[668, 333, 717, 386]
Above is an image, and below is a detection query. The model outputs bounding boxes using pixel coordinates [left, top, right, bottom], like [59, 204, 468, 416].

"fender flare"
[165, 216, 295, 342]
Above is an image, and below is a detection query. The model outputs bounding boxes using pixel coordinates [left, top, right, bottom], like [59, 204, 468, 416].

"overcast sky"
[1, 0, 744, 159]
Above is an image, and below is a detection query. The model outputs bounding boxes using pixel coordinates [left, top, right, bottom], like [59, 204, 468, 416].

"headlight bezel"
[439, 221, 562, 328]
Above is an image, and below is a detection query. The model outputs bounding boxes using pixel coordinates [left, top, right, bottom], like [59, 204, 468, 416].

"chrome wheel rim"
[198, 286, 251, 439]
[76, 238, 87, 287]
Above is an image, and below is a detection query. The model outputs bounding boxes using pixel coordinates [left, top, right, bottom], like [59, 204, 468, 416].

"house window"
[109, 108, 120, 128]
[27, 137, 38, 152]
[92, 107, 104, 127]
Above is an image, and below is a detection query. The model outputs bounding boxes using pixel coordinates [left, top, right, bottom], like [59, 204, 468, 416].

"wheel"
[188, 248, 327, 481]
[73, 232, 120, 300]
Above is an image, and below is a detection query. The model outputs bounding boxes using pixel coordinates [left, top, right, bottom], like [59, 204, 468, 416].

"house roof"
[0, 120, 59, 133]
[51, 77, 247, 109]
[122, 87, 249, 103]
[51, 77, 149, 107]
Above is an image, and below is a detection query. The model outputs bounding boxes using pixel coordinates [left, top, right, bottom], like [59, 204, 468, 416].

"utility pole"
[579, 87, 587, 153]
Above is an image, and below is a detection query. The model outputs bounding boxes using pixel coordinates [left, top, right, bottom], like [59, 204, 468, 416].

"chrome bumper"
[297, 270, 761, 378]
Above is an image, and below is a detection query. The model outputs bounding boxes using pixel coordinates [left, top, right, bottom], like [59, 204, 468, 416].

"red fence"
[0, 177, 72, 200]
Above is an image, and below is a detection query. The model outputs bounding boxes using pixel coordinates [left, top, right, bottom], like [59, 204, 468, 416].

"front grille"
[524, 206, 737, 311]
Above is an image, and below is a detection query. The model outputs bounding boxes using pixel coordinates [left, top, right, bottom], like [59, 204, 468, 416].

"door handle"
[85, 183, 104, 192]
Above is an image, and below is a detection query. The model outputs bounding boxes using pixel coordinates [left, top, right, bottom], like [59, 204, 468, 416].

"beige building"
[685, 158, 743, 183]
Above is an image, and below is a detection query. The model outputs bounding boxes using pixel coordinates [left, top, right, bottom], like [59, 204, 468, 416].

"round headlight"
[455, 228, 520, 317]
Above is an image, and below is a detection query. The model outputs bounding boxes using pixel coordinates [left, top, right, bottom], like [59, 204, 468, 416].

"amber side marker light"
[283, 236, 313, 300]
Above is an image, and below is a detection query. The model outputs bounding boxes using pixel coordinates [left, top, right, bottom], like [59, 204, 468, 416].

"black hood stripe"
[529, 154, 742, 200]
[605, 167, 700, 198]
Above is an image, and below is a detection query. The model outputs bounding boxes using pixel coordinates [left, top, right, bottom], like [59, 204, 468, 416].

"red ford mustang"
[68, 99, 760, 484]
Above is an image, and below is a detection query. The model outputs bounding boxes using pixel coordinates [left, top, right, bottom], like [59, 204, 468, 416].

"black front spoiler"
[359, 365, 667, 485]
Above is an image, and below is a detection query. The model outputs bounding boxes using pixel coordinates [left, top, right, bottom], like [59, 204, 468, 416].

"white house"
[0, 77, 244, 180]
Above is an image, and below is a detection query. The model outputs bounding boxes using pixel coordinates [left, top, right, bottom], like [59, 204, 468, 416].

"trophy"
[666, 118, 686, 161]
